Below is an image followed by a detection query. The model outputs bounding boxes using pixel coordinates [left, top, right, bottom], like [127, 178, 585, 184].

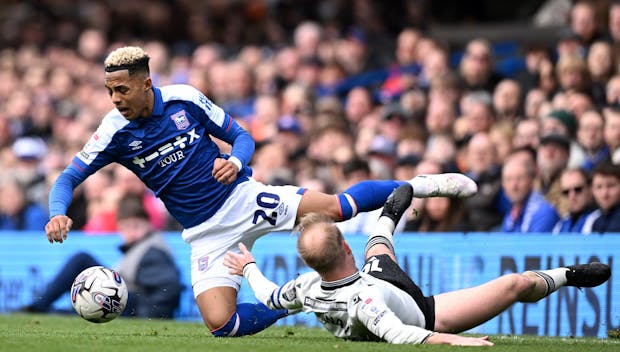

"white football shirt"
[243, 264, 434, 344]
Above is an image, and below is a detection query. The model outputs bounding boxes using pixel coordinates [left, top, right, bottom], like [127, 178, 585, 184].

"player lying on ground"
[44, 46, 478, 337]
[224, 184, 612, 346]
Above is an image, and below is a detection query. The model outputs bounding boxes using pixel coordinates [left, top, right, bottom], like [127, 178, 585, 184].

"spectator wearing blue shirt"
[0, 177, 48, 231]
[501, 148, 560, 233]
[591, 161, 620, 232]
[553, 167, 599, 233]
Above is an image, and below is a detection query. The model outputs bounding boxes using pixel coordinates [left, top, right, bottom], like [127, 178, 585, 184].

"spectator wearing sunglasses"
[552, 168, 599, 234]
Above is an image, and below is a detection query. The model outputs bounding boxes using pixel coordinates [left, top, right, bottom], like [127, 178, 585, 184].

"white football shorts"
[185, 177, 304, 297]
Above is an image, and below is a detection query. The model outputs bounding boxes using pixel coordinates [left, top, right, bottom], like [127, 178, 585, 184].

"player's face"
[104, 70, 153, 120]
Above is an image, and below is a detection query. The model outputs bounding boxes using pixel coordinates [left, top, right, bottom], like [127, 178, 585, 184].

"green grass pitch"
[1, 314, 618, 352]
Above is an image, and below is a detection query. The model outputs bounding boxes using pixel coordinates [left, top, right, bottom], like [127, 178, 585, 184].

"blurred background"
[0, 0, 618, 336]
[1, 0, 617, 235]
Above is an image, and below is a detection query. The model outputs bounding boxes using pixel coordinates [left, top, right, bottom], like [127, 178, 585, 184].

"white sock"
[531, 268, 568, 295]
[364, 216, 395, 256]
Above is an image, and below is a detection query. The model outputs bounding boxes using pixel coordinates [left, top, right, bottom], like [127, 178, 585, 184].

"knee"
[508, 273, 537, 299]
[204, 311, 235, 333]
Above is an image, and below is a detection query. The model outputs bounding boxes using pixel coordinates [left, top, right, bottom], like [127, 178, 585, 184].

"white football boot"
[408, 173, 478, 198]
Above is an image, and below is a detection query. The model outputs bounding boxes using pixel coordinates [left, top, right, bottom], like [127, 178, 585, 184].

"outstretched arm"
[224, 243, 302, 311]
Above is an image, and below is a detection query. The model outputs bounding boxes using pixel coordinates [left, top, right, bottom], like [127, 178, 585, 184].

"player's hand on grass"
[426, 333, 494, 346]
[224, 243, 256, 275]
[45, 215, 73, 244]
[212, 158, 239, 185]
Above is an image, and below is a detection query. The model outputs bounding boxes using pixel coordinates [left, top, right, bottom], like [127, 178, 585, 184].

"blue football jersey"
[49, 84, 255, 228]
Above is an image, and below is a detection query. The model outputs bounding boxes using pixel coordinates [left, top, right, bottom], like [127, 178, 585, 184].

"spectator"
[536, 134, 571, 214]
[513, 119, 540, 149]
[488, 120, 515, 165]
[394, 154, 421, 182]
[21, 195, 183, 318]
[275, 115, 306, 162]
[459, 90, 496, 136]
[344, 86, 374, 127]
[553, 167, 599, 233]
[608, 0, 620, 44]
[417, 44, 451, 91]
[501, 148, 560, 233]
[0, 176, 48, 231]
[293, 21, 323, 60]
[457, 38, 504, 94]
[591, 161, 620, 232]
[380, 28, 423, 99]
[492, 79, 522, 122]
[555, 55, 590, 95]
[603, 106, 620, 163]
[366, 134, 397, 180]
[10, 136, 48, 208]
[575, 109, 610, 171]
[555, 29, 587, 60]
[586, 40, 615, 107]
[523, 88, 549, 120]
[248, 95, 280, 143]
[605, 74, 620, 106]
[569, 1, 604, 48]
[543, 110, 574, 138]
[425, 98, 456, 135]
[539, 109, 584, 167]
[516, 42, 553, 93]
[463, 132, 504, 231]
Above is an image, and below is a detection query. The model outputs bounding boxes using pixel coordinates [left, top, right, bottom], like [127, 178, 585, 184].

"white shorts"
[184, 178, 304, 297]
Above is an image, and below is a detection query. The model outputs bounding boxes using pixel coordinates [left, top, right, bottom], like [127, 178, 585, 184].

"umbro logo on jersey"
[129, 140, 143, 150]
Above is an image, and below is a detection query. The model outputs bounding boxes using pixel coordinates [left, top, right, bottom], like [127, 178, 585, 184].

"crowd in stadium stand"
[0, 0, 618, 233]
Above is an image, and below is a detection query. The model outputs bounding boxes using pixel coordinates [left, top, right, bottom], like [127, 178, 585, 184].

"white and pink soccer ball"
[70, 266, 128, 323]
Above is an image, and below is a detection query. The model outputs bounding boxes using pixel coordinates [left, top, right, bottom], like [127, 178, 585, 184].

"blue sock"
[211, 302, 289, 337]
[338, 180, 406, 220]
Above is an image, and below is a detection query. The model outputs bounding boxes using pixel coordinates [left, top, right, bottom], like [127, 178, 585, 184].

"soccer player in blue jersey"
[45, 46, 477, 337]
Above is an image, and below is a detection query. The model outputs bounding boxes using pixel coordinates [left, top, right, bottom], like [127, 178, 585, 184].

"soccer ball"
[70, 266, 128, 323]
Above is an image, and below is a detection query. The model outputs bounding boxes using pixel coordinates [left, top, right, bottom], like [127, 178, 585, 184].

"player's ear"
[143, 76, 152, 91]
[343, 241, 352, 255]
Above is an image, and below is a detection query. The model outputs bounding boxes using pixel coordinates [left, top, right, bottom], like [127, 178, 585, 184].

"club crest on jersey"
[170, 110, 190, 130]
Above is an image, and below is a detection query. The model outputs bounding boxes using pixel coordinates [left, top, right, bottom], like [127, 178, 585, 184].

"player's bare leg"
[196, 286, 238, 331]
[296, 190, 342, 220]
[432, 263, 611, 333]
